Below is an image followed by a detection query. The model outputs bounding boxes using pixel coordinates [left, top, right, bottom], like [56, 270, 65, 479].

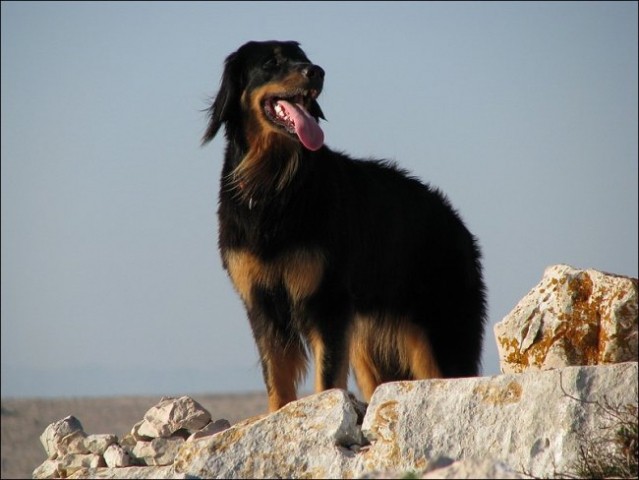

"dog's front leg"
[249, 288, 307, 412]
[308, 327, 350, 393]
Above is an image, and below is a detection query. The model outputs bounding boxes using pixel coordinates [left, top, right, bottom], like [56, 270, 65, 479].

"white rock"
[67, 466, 186, 479]
[187, 418, 231, 441]
[357, 362, 638, 478]
[494, 264, 638, 373]
[39, 415, 85, 459]
[173, 389, 366, 478]
[46, 363, 638, 480]
[137, 396, 211, 438]
[85, 433, 118, 455]
[132, 437, 185, 466]
[422, 458, 525, 479]
[58, 430, 89, 456]
[131, 419, 151, 440]
[59, 453, 105, 476]
[103, 444, 132, 468]
[32, 459, 62, 479]
[132, 440, 153, 463]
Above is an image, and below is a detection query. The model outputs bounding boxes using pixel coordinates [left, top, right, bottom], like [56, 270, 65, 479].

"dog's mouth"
[263, 90, 324, 151]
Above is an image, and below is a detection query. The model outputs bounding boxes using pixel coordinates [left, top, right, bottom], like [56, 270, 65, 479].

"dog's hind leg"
[350, 314, 442, 400]
[350, 339, 381, 401]
[399, 322, 442, 380]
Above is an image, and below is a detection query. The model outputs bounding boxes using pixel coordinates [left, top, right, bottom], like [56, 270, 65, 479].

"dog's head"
[203, 40, 326, 152]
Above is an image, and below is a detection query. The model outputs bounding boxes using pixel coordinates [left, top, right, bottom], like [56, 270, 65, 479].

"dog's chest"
[219, 186, 324, 251]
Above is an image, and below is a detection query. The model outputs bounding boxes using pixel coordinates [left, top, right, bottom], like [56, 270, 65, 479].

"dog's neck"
[224, 130, 303, 208]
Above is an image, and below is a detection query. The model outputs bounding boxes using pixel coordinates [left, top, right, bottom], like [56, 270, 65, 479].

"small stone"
[119, 433, 146, 466]
[59, 453, 105, 476]
[137, 396, 211, 438]
[103, 443, 132, 468]
[130, 419, 152, 441]
[32, 459, 62, 479]
[58, 430, 89, 456]
[40, 415, 85, 459]
[84, 433, 118, 455]
[132, 437, 185, 466]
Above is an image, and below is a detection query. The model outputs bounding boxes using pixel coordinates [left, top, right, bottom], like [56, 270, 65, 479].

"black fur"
[203, 40, 486, 411]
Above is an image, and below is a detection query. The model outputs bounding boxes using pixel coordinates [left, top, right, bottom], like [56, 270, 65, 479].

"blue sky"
[2, 1, 637, 398]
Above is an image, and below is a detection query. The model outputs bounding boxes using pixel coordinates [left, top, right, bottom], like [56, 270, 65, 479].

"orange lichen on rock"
[494, 265, 638, 374]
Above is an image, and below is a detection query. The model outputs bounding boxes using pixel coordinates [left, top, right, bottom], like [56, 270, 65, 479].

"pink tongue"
[276, 100, 324, 151]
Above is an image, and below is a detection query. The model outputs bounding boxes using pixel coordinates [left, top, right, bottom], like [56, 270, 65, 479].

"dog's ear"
[202, 51, 242, 145]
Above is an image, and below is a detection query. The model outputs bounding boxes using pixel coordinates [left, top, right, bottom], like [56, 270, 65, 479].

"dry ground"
[1, 392, 268, 479]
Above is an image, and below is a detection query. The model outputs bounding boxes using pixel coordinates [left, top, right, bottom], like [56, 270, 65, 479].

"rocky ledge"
[33, 265, 638, 479]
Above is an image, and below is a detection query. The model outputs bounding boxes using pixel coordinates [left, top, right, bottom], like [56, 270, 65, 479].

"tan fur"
[228, 132, 300, 202]
[232, 72, 315, 200]
[224, 249, 325, 309]
[401, 322, 442, 380]
[225, 250, 441, 404]
[224, 250, 276, 308]
[258, 338, 307, 412]
[349, 341, 380, 400]
[308, 329, 326, 394]
[281, 250, 325, 304]
[350, 313, 442, 401]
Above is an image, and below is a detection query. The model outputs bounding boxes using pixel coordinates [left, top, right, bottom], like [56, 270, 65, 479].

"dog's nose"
[303, 65, 325, 80]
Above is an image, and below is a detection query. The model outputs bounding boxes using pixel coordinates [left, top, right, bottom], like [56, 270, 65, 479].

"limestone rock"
[59, 453, 105, 476]
[421, 458, 525, 479]
[85, 434, 118, 455]
[132, 437, 185, 466]
[39, 415, 85, 459]
[187, 418, 231, 441]
[130, 420, 152, 441]
[173, 389, 366, 478]
[32, 363, 638, 479]
[103, 444, 131, 468]
[118, 432, 146, 466]
[136, 396, 211, 438]
[58, 430, 89, 456]
[495, 264, 638, 373]
[67, 466, 185, 479]
[358, 362, 638, 478]
[32, 459, 62, 479]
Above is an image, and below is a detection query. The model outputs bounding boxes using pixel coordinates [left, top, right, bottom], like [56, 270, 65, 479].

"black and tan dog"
[203, 40, 486, 412]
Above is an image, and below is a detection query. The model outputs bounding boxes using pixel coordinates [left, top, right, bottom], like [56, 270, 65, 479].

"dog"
[202, 40, 486, 412]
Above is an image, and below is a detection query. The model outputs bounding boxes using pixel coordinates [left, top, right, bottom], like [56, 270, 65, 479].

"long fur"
[203, 40, 487, 411]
